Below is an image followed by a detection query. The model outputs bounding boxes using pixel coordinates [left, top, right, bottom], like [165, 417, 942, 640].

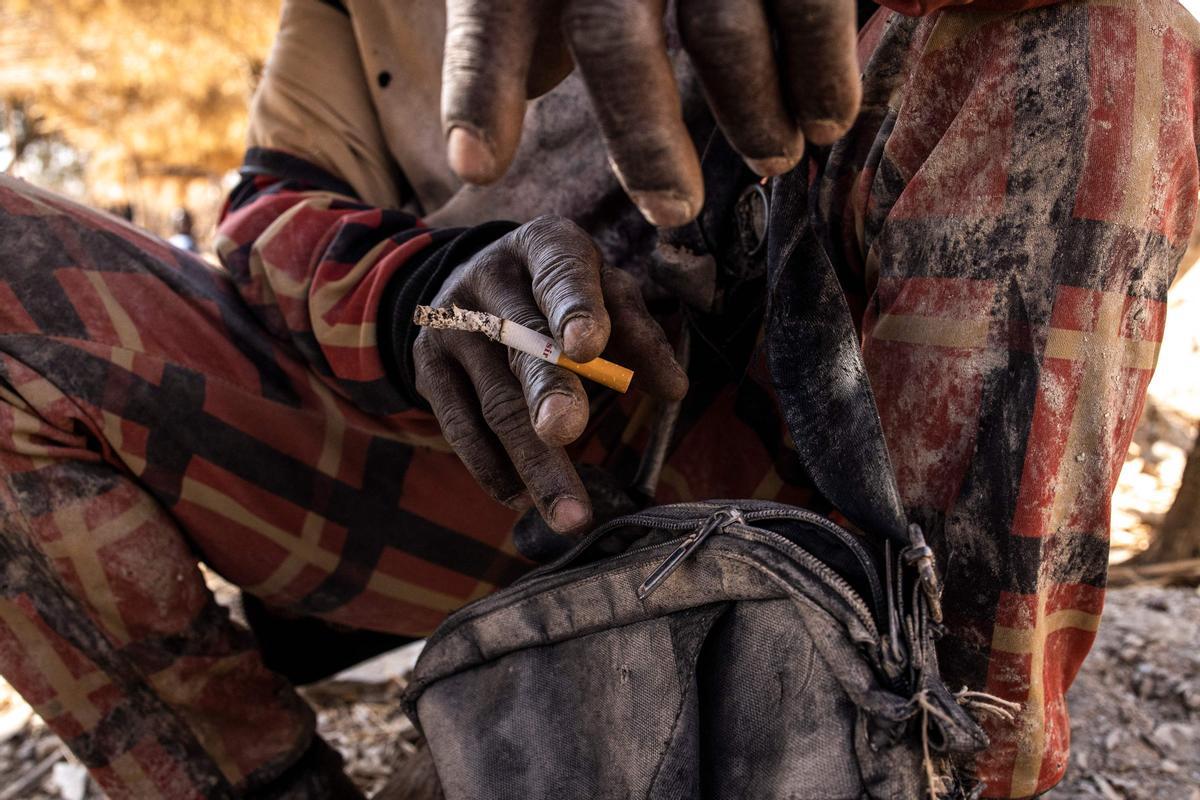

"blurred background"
[0, 1, 1199, 798]
[0, 0, 279, 248]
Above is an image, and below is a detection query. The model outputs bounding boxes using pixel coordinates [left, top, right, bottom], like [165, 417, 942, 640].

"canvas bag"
[403, 159, 996, 799]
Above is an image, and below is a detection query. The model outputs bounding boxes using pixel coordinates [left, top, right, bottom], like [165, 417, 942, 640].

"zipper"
[636, 506, 877, 630]
[636, 507, 744, 599]
[423, 502, 883, 652]
[579, 501, 885, 616]
[731, 527, 876, 632]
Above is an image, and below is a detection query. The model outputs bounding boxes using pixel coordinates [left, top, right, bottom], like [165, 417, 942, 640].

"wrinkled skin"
[441, 0, 861, 226]
[413, 216, 688, 534]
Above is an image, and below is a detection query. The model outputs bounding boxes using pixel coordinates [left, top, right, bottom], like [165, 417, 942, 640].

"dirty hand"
[413, 216, 689, 534]
[442, 0, 861, 227]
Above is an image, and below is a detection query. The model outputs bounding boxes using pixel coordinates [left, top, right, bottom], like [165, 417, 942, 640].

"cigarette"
[413, 305, 634, 393]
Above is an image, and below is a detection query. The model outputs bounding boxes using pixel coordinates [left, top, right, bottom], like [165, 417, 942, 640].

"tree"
[1139, 428, 1200, 563]
[0, 0, 280, 189]
[1, 97, 86, 191]
[1, 97, 44, 171]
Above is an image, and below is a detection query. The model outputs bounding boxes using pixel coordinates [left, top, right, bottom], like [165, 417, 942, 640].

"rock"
[1092, 774, 1122, 800]
[49, 761, 87, 800]
[34, 737, 59, 760]
[1145, 596, 1171, 613]
[1120, 633, 1145, 650]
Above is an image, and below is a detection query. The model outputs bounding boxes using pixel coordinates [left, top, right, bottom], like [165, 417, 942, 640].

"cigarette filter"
[413, 305, 634, 393]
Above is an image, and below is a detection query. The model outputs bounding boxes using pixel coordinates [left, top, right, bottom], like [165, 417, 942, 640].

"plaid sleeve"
[215, 149, 511, 417]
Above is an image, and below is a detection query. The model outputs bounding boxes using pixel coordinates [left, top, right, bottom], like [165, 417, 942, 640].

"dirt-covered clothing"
[879, 0, 1064, 16]
[821, 4, 1199, 793]
[1, 2, 1198, 799]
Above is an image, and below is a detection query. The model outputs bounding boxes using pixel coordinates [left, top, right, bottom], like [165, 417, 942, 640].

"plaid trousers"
[1, 2, 1197, 798]
[822, 3, 1199, 795]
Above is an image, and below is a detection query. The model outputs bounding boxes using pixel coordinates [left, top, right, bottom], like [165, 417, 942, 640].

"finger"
[562, 0, 704, 227]
[600, 266, 689, 400]
[443, 0, 545, 183]
[512, 351, 590, 447]
[506, 216, 611, 362]
[461, 336, 592, 533]
[769, 0, 862, 145]
[467, 260, 591, 446]
[677, 0, 804, 176]
[525, 18, 574, 98]
[414, 333, 526, 506]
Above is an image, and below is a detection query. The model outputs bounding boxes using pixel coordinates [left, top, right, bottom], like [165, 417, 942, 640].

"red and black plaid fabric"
[820, 2, 1199, 795]
[0, 1, 1196, 798]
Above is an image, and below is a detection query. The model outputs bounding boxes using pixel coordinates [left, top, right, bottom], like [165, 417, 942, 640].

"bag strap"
[763, 168, 943, 621]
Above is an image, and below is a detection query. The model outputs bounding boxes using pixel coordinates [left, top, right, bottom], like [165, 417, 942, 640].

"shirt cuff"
[379, 220, 520, 408]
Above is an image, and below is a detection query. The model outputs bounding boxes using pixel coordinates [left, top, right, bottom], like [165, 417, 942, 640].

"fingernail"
[629, 191, 698, 228]
[746, 154, 800, 178]
[803, 119, 850, 146]
[550, 496, 590, 531]
[563, 316, 598, 357]
[535, 392, 577, 432]
[447, 126, 496, 182]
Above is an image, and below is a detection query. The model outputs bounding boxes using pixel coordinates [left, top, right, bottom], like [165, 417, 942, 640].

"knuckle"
[480, 389, 530, 438]
[531, 253, 598, 303]
[602, 264, 639, 295]
[513, 215, 580, 252]
[446, 265, 519, 313]
[460, 247, 517, 287]
[563, 0, 652, 54]
[412, 340, 445, 396]
[604, 269, 651, 316]
[519, 361, 576, 405]
[679, 4, 759, 52]
[436, 406, 477, 449]
[509, 350, 543, 379]
[513, 217, 602, 292]
[412, 331, 439, 363]
[520, 447, 561, 481]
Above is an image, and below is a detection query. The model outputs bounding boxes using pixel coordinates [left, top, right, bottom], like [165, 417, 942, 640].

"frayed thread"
[909, 687, 1021, 799]
[954, 686, 1023, 723]
[912, 689, 953, 799]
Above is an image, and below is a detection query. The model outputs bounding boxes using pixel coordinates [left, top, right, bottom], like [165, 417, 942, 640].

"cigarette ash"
[412, 305, 502, 341]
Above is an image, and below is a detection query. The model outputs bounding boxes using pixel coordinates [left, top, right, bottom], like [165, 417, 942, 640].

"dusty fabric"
[409, 502, 984, 800]
[820, 2, 1200, 795]
[879, 0, 1064, 17]
[0, 2, 1197, 800]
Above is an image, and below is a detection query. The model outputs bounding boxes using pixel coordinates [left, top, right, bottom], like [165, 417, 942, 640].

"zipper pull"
[637, 507, 744, 600]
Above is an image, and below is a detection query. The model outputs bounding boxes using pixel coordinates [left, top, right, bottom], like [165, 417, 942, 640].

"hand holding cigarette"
[414, 304, 634, 393]
[410, 216, 688, 534]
